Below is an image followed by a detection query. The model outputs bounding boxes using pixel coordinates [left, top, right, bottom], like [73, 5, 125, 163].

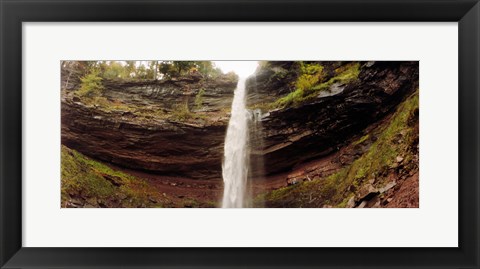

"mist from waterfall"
[246, 75, 266, 208]
[222, 78, 249, 208]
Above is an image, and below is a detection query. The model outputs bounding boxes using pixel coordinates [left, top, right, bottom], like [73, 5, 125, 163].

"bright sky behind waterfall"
[213, 61, 258, 78]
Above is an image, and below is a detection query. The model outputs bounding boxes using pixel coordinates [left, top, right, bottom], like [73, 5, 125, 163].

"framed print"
[1, 0, 479, 268]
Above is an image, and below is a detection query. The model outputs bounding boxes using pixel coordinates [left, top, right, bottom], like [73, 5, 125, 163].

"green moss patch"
[61, 145, 162, 207]
[273, 62, 360, 109]
[61, 145, 215, 208]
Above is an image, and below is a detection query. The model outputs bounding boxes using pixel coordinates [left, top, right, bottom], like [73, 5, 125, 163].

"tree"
[148, 61, 159, 80]
[77, 68, 104, 97]
[103, 61, 125, 79]
[135, 64, 148, 79]
[174, 61, 195, 75]
[124, 61, 137, 78]
[159, 61, 175, 78]
[196, 61, 214, 77]
[194, 88, 205, 110]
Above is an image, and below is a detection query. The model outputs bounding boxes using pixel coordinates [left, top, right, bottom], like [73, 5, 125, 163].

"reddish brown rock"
[62, 61, 419, 182]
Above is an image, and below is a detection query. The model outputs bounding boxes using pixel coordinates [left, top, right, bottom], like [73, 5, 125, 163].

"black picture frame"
[1, 0, 479, 268]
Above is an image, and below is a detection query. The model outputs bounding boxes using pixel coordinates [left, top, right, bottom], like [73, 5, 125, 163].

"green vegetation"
[296, 62, 325, 91]
[255, 168, 350, 208]
[170, 101, 209, 122]
[66, 60, 237, 124]
[346, 90, 419, 185]
[76, 69, 104, 97]
[61, 145, 215, 208]
[273, 62, 360, 109]
[79, 95, 213, 125]
[89, 97, 131, 111]
[194, 88, 206, 110]
[81, 96, 169, 123]
[256, 90, 419, 207]
[171, 102, 193, 121]
[352, 134, 370, 146]
[102, 61, 130, 79]
[61, 145, 160, 207]
[67, 60, 227, 83]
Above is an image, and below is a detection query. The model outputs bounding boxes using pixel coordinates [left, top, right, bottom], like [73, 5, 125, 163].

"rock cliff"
[248, 61, 419, 177]
[62, 61, 418, 183]
[61, 74, 237, 179]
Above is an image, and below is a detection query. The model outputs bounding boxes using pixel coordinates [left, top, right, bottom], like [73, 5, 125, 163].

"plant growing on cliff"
[194, 88, 206, 110]
[171, 102, 192, 121]
[272, 62, 324, 108]
[174, 61, 196, 75]
[273, 62, 360, 109]
[255, 89, 419, 208]
[77, 69, 104, 97]
[296, 62, 324, 91]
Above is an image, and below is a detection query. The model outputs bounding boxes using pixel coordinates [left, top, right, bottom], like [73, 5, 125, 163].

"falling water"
[246, 75, 266, 208]
[222, 78, 249, 208]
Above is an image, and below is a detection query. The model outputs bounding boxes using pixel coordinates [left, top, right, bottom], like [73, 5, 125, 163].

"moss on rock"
[273, 62, 360, 109]
[255, 89, 419, 207]
[61, 145, 163, 208]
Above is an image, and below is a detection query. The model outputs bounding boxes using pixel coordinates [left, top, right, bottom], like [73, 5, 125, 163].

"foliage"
[148, 61, 159, 79]
[194, 88, 206, 110]
[65, 60, 231, 83]
[102, 61, 128, 79]
[171, 102, 193, 121]
[174, 61, 196, 74]
[135, 64, 148, 79]
[196, 61, 214, 75]
[296, 62, 324, 91]
[76, 69, 104, 97]
[273, 62, 360, 109]
[170, 101, 209, 122]
[159, 61, 176, 79]
[124, 61, 137, 78]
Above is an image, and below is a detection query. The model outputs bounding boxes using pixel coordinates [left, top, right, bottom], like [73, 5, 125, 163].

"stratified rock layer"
[62, 75, 237, 179]
[248, 61, 419, 177]
[62, 61, 419, 181]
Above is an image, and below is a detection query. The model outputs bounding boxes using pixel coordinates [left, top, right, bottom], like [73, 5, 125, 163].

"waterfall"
[222, 77, 249, 208]
[247, 108, 266, 207]
[246, 75, 266, 207]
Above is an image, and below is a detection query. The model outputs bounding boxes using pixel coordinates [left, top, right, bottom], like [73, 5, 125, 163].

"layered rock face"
[247, 61, 419, 177]
[99, 74, 237, 111]
[61, 75, 237, 179]
[62, 61, 418, 182]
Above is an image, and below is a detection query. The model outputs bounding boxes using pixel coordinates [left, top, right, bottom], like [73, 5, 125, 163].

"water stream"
[222, 78, 249, 208]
